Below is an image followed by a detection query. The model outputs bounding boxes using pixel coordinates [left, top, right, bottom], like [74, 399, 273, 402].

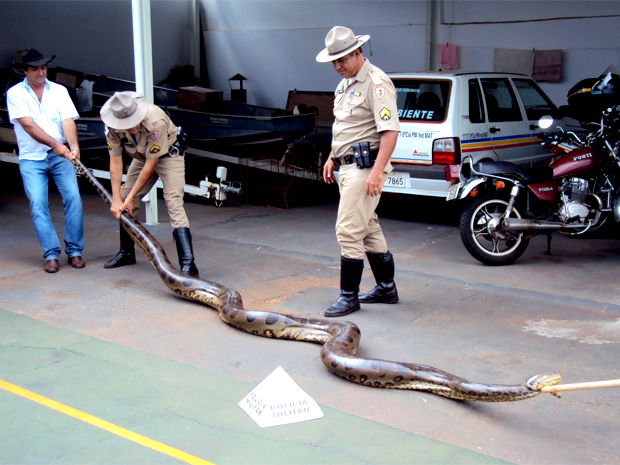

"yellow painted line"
[461, 141, 492, 149]
[0, 378, 215, 465]
[492, 137, 539, 146]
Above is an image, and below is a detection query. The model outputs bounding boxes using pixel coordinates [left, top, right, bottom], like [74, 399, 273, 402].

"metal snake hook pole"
[72, 157, 564, 402]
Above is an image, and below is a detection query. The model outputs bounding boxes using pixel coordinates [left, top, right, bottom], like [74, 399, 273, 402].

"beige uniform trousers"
[336, 163, 388, 260]
[121, 154, 189, 229]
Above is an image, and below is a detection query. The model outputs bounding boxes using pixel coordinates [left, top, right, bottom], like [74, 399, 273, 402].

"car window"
[393, 79, 450, 122]
[481, 78, 522, 123]
[513, 78, 558, 121]
[468, 79, 485, 123]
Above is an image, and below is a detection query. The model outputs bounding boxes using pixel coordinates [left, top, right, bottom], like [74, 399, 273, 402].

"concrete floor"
[1, 162, 619, 464]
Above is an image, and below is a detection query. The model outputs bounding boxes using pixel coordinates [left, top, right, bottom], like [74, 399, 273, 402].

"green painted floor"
[0, 308, 508, 465]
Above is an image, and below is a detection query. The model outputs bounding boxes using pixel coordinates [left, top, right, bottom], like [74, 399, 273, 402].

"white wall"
[1, 1, 618, 109]
[200, 0, 428, 107]
[434, 1, 620, 105]
[0, 0, 192, 86]
[201, 0, 620, 108]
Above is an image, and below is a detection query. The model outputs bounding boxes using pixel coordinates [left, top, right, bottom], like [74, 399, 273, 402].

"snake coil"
[74, 158, 561, 402]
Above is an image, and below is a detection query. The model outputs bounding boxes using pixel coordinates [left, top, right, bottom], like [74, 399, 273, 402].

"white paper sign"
[238, 366, 324, 428]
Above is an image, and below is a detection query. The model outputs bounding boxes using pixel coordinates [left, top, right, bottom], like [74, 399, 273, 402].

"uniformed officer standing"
[317, 26, 400, 317]
[100, 91, 199, 278]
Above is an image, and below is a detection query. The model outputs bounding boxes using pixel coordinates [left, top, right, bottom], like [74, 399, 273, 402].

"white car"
[384, 71, 580, 198]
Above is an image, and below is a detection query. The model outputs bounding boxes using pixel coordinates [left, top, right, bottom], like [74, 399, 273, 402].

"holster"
[168, 126, 188, 157]
[352, 142, 374, 169]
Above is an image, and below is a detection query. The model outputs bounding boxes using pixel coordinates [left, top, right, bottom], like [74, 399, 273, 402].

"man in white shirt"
[7, 48, 85, 273]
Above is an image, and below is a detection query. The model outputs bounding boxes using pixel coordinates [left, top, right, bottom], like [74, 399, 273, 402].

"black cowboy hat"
[14, 48, 56, 70]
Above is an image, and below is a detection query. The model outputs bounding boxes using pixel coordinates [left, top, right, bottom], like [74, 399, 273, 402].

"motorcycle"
[447, 92, 620, 266]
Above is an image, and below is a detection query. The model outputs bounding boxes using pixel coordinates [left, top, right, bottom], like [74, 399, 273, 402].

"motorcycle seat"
[473, 161, 553, 183]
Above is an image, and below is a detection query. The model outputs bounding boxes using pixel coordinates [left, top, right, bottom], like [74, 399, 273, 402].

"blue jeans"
[19, 152, 84, 260]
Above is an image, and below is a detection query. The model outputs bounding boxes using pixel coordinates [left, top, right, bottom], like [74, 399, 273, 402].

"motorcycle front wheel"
[459, 194, 530, 266]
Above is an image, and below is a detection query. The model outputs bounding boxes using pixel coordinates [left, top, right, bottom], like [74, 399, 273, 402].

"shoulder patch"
[369, 69, 383, 86]
[149, 145, 161, 154]
[149, 131, 159, 142]
[375, 86, 385, 100]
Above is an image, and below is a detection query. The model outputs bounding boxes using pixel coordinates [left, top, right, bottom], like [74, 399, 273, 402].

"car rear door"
[478, 76, 534, 167]
[460, 77, 496, 161]
[385, 77, 454, 196]
[392, 77, 451, 165]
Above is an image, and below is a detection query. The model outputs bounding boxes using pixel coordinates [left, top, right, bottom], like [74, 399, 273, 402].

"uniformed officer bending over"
[100, 91, 199, 278]
[317, 26, 400, 317]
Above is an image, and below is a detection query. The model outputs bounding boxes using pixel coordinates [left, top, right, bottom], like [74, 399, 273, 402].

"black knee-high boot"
[359, 251, 399, 304]
[324, 256, 364, 317]
[104, 224, 136, 268]
[173, 227, 199, 278]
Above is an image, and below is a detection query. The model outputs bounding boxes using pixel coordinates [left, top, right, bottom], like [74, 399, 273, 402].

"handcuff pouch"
[168, 127, 188, 157]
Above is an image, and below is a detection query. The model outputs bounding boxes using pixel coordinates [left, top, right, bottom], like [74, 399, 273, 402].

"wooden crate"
[177, 86, 223, 110]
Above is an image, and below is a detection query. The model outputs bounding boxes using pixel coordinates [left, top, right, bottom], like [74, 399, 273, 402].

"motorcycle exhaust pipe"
[502, 218, 585, 231]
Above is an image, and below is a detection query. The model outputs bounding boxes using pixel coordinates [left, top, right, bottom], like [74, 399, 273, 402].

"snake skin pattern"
[74, 159, 561, 402]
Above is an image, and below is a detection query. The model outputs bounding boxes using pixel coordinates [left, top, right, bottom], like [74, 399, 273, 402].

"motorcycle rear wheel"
[460, 194, 530, 266]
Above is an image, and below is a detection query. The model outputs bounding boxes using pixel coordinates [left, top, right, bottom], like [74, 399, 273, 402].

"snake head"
[526, 371, 562, 394]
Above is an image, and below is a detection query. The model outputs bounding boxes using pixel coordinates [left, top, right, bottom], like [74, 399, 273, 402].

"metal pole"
[425, 0, 433, 71]
[132, 0, 154, 101]
[191, 0, 201, 83]
[131, 0, 158, 224]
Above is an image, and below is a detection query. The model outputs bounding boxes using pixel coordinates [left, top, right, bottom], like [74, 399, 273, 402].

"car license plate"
[384, 172, 406, 188]
[446, 182, 461, 201]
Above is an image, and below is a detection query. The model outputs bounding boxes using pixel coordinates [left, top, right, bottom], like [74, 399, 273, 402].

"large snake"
[73, 158, 561, 402]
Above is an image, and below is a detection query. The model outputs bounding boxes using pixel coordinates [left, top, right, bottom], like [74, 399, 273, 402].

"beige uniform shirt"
[331, 58, 400, 161]
[106, 104, 177, 160]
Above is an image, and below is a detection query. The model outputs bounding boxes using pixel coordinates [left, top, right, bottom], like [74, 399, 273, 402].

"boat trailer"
[0, 151, 242, 224]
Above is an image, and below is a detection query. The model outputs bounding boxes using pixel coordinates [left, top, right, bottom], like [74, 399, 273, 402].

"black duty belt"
[332, 149, 379, 166]
[332, 155, 354, 166]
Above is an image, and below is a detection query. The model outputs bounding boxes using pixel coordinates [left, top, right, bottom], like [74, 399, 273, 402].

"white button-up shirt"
[7, 78, 79, 160]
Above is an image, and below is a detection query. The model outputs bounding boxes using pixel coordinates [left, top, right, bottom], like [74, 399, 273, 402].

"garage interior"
[1, 1, 620, 464]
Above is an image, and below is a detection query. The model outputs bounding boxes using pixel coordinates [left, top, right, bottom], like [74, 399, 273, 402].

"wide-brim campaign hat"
[14, 48, 56, 70]
[100, 91, 149, 130]
[316, 26, 370, 63]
